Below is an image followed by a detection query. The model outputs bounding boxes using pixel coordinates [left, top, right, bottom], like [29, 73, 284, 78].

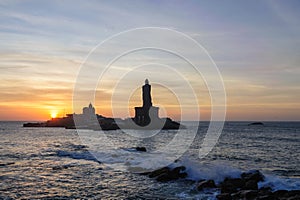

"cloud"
[0, 1, 299, 120]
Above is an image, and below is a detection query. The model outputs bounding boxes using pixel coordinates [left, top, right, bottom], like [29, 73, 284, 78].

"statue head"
[145, 79, 149, 85]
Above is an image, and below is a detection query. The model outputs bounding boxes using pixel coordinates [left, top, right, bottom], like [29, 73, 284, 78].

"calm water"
[0, 121, 299, 199]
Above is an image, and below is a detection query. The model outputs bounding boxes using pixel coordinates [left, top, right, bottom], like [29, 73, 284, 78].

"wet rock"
[148, 166, 187, 182]
[257, 187, 273, 199]
[171, 166, 186, 176]
[144, 166, 300, 200]
[197, 179, 216, 190]
[215, 170, 299, 199]
[178, 172, 188, 179]
[135, 147, 147, 152]
[287, 190, 300, 196]
[156, 173, 175, 182]
[256, 195, 274, 200]
[220, 178, 245, 193]
[285, 190, 300, 199]
[148, 167, 170, 178]
[241, 170, 264, 183]
[138, 171, 151, 176]
[156, 166, 187, 182]
[271, 190, 300, 199]
[272, 189, 288, 197]
[259, 186, 272, 192]
[232, 190, 258, 199]
[244, 180, 258, 190]
[216, 193, 231, 200]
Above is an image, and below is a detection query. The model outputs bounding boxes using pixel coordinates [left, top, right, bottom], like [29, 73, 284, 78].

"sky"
[0, 0, 300, 121]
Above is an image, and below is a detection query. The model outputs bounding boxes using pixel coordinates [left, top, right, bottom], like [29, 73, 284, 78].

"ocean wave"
[140, 156, 300, 192]
[259, 175, 300, 191]
[56, 150, 99, 162]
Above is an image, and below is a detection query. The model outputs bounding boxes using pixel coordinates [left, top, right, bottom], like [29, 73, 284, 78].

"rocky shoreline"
[141, 165, 300, 200]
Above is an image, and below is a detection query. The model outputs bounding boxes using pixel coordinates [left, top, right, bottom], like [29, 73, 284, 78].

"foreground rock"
[220, 177, 246, 193]
[216, 170, 300, 200]
[143, 166, 300, 200]
[135, 147, 147, 152]
[197, 180, 216, 190]
[220, 170, 264, 193]
[147, 166, 187, 182]
[217, 189, 300, 200]
[241, 170, 264, 183]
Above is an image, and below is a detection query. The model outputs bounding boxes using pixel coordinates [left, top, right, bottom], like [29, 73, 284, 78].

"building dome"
[83, 103, 95, 116]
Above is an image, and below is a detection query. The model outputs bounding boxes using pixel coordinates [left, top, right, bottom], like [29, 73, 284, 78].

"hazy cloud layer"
[0, 1, 299, 120]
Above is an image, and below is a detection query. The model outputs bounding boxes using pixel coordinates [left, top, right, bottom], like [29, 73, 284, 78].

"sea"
[0, 121, 299, 199]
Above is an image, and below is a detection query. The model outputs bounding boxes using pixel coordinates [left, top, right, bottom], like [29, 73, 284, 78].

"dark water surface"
[0, 121, 299, 199]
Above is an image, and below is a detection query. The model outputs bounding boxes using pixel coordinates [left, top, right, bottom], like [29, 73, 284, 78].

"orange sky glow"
[0, 1, 299, 121]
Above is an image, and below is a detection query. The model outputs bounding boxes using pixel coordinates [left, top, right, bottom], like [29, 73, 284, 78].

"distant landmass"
[23, 79, 183, 130]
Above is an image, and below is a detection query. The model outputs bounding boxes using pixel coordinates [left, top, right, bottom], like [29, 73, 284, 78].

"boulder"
[271, 190, 300, 199]
[216, 193, 231, 200]
[171, 166, 186, 177]
[220, 178, 245, 193]
[241, 170, 264, 183]
[232, 190, 258, 199]
[286, 190, 300, 196]
[148, 167, 170, 178]
[244, 180, 258, 190]
[197, 179, 216, 190]
[272, 189, 288, 197]
[156, 166, 187, 182]
[285, 190, 300, 200]
[256, 195, 274, 200]
[135, 147, 147, 152]
[215, 170, 299, 200]
[257, 187, 273, 199]
[148, 166, 187, 182]
[156, 173, 176, 182]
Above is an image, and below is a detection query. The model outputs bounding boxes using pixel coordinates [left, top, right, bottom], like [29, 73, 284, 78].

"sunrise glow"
[50, 112, 57, 119]
[0, 1, 299, 121]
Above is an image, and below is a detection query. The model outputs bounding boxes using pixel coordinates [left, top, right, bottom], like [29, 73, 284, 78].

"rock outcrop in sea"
[141, 164, 300, 200]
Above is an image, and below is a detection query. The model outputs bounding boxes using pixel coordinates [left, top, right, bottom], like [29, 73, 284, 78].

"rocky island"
[23, 79, 183, 130]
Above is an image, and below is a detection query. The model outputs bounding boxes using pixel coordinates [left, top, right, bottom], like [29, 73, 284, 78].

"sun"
[50, 112, 57, 118]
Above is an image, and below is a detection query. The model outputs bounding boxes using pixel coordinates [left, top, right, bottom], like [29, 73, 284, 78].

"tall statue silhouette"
[134, 79, 159, 126]
[142, 79, 152, 109]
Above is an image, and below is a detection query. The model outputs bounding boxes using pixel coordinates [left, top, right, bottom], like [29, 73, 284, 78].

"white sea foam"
[56, 144, 300, 191]
[259, 174, 300, 191]
[173, 157, 241, 183]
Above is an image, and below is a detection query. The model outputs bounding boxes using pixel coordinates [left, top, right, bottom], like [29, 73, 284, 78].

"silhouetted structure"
[83, 103, 95, 117]
[134, 79, 159, 126]
[23, 79, 183, 130]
